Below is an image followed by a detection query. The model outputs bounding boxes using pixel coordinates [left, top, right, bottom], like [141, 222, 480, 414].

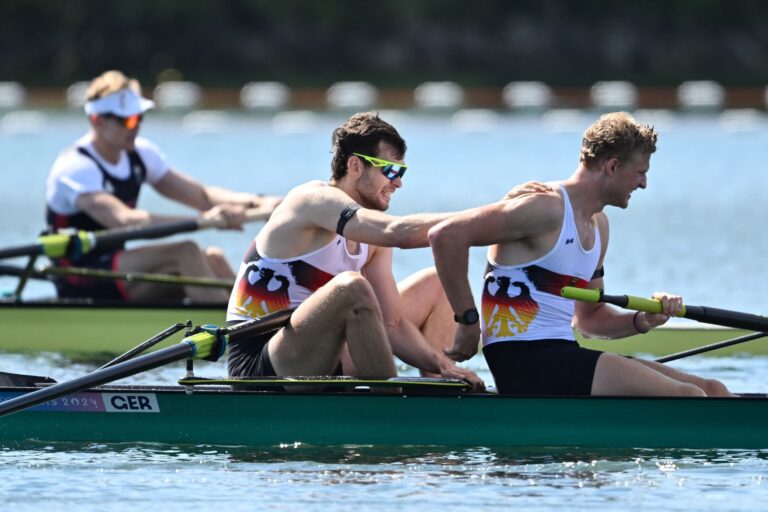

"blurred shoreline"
[6, 85, 768, 111]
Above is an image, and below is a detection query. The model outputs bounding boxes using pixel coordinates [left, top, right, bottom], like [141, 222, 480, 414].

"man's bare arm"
[429, 192, 564, 361]
[76, 192, 187, 228]
[362, 247, 485, 391]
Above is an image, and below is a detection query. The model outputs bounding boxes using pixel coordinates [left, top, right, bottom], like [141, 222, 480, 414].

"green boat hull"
[0, 301, 224, 360]
[1, 386, 767, 449]
[1, 302, 766, 360]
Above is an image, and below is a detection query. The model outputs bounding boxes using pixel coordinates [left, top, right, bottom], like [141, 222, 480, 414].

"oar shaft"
[656, 331, 768, 363]
[0, 307, 288, 418]
[0, 263, 233, 289]
[0, 243, 44, 260]
[682, 305, 768, 332]
[226, 308, 295, 342]
[93, 220, 200, 250]
[0, 343, 193, 417]
[0, 207, 272, 261]
[41, 266, 234, 288]
[99, 322, 188, 370]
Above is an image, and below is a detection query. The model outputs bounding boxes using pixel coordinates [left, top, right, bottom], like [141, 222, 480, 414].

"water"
[2, 444, 768, 512]
[2, 110, 768, 509]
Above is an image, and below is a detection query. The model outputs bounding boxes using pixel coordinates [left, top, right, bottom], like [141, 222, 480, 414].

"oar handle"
[561, 286, 684, 316]
[562, 286, 768, 332]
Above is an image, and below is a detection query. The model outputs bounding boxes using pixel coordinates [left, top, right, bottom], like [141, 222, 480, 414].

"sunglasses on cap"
[352, 153, 407, 181]
[101, 113, 143, 130]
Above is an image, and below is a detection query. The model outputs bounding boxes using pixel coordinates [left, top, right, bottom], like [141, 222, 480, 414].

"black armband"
[591, 266, 605, 280]
[336, 203, 361, 235]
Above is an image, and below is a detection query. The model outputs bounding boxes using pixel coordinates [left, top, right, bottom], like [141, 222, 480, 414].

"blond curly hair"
[580, 112, 657, 168]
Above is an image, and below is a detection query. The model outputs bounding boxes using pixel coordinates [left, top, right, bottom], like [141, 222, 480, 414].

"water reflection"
[3, 441, 767, 511]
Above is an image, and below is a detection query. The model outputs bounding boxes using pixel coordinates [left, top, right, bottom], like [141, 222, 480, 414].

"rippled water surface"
[3, 441, 768, 512]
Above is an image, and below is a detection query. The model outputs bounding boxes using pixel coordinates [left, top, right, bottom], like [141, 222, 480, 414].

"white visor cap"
[84, 88, 155, 117]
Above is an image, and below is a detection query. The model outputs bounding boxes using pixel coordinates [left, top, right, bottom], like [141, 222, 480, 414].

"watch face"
[465, 309, 479, 324]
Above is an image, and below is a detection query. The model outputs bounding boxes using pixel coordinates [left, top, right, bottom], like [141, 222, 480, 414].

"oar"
[0, 307, 294, 417]
[0, 263, 233, 289]
[655, 331, 768, 363]
[0, 206, 271, 260]
[561, 286, 768, 332]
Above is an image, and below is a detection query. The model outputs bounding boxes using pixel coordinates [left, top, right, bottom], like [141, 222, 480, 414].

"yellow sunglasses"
[353, 153, 407, 180]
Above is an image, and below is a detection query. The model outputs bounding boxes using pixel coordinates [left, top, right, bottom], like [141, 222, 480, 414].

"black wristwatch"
[454, 307, 480, 325]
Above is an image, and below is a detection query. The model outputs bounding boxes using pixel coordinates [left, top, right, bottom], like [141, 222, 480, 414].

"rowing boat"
[0, 299, 762, 360]
[1, 381, 766, 449]
[1, 304, 766, 450]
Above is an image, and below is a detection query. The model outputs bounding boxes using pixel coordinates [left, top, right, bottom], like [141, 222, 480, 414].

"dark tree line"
[2, 0, 767, 88]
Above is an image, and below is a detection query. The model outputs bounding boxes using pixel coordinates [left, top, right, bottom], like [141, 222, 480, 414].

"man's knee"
[204, 246, 226, 260]
[701, 378, 731, 397]
[167, 239, 204, 256]
[331, 272, 378, 309]
[334, 271, 374, 296]
[673, 382, 707, 397]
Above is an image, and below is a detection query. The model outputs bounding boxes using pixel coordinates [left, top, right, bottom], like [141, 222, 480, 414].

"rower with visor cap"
[44, 70, 282, 303]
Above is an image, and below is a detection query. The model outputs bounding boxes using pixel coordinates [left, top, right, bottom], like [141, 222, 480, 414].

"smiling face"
[607, 150, 650, 209]
[353, 141, 405, 211]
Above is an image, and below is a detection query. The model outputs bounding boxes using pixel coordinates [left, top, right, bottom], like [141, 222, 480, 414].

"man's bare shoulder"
[500, 181, 560, 201]
[501, 186, 564, 214]
[288, 180, 351, 204]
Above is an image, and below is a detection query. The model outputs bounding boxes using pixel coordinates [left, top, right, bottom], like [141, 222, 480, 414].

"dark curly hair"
[580, 112, 657, 169]
[330, 112, 406, 180]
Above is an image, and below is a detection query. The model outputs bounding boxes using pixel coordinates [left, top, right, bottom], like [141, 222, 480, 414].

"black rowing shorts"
[53, 251, 127, 301]
[227, 327, 279, 377]
[483, 340, 603, 396]
[226, 322, 344, 378]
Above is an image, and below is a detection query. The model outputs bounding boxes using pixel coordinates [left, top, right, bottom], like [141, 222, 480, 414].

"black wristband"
[336, 203, 360, 235]
[454, 308, 480, 325]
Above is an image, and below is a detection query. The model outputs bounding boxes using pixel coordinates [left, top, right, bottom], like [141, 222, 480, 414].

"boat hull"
[0, 301, 224, 360]
[1, 386, 767, 449]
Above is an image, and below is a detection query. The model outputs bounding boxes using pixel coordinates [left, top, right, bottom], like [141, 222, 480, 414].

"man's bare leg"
[592, 353, 709, 396]
[118, 241, 230, 303]
[268, 271, 397, 378]
[204, 246, 237, 280]
[634, 358, 734, 397]
[398, 267, 457, 377]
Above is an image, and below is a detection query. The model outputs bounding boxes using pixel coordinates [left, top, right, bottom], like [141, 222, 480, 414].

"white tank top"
[481, 185, 601, 346]
[227, 234, 369, 322]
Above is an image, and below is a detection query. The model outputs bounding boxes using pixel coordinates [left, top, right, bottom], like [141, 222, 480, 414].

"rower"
[44, 70, 282, 303]
[429, 111, 734, 397]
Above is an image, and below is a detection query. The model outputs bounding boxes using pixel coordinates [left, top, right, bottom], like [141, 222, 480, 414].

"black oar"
[656, 331, 768, 363]
[0, 207, 271, 260]
[0, 307, 294, 417]
[0, 263, 233, 289]
[561, 286, 768, 332]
